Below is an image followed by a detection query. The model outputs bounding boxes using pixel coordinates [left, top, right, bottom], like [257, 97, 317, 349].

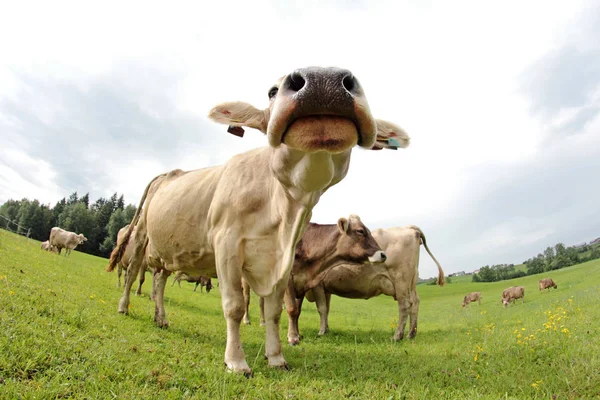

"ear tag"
[227, 125, 245, 138]
[387, 137, 401, 149]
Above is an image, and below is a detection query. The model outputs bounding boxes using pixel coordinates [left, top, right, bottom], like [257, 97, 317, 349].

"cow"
[41, 240, 57, 253]
[172, 272, 213, 293]
[462, 292, 482, 307]
[49, 227, 87, 256]
[111, 224, 152, 297]
[501, 286, 525, 307]
[106, 66, 409, 375]
[241, 214, 387, 345]
[539, 278, 557, 291]
[307, 225, 444, 341]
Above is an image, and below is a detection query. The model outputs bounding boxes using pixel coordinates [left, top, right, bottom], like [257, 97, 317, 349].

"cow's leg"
[216, 252, 251, 375]
[242, 279, 252, 325]
[311, 285, 331, 335]
[117, 264, 122, 288]
[152, 267, 171, 328]
[408, 292, 420, 339]
[259, 297, 266, 326]
[393, 297, 411, 341]
[136, 266, 146, 296]
[118, 231, 147, 314]
[286, 288, 304, 346]
[263, 279, 288, 369]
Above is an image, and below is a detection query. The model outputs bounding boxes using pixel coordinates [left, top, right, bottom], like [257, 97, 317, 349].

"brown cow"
[501, 286, 525, 307]
[110, 224, 152, 296]
[49, 227, 87, 256]
[462, 292, 482, 307]
[106, 66, 408, 375]
[242, 214, 386, 345]
[539, 278, 557, 291]
[172, 272, 213, 293]
[307, 225, 444, 341]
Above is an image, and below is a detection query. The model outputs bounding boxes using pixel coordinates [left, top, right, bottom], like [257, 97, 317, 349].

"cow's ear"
[208, 102, 269, 134]
[369, 120, 410, 150]
[337, 217, 349, 234]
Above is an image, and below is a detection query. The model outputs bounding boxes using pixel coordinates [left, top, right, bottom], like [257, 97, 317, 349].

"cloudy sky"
[1, 0, 599, 278]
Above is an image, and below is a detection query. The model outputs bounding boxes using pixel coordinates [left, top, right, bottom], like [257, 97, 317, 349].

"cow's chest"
[242, 236, 281, 276]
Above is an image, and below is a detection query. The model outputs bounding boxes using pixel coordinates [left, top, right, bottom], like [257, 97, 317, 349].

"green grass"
[1, 229, 599, 399]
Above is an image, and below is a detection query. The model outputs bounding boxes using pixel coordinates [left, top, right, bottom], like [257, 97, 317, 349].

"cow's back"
[372, 226, 421, 290]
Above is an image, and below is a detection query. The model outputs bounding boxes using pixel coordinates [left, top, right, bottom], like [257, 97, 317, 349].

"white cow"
[49, 227, 87, 256]
[41, 240, 57, 253]
[107, 66, 409, 375]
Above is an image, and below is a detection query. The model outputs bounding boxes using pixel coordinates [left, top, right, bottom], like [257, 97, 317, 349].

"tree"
[117, 195, 125, 210]
[80, 193, 90, 208]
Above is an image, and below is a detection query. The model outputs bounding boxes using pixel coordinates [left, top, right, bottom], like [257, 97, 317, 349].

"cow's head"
[336, 214, 386, 264]
[205, 278, 213, 293]
[77, 234, 87, 244]
[461, 296, 467, 308]
[208, 67, 410, 153]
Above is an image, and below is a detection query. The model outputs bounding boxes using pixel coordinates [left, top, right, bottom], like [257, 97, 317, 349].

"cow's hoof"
[155, 319, 169, 328]
[243, 319, 251, 325]
[118, 308, 128, 315]
[288, 337, 300, 346]
[224, 361, 252, 377]
[267, 354, 289, 370]
[318, 329, 328, 336]
[260, 321, 265, 327]
[135, 292, 142, 297]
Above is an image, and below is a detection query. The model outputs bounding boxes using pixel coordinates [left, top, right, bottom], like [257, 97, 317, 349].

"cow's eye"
[268, 87, 278, 100]
[356, 229, 365, 236]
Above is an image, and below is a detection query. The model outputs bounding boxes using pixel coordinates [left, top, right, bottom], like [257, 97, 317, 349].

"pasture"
[1, 229, 599, 399]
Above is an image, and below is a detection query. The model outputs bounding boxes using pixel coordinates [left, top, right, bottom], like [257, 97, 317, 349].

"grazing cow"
[242, 214, 386, 345]
[111, 224, 151, 296]
[539, 278, 557, 291]
[501, 286, 525, 307]
[172, 272, 213, 293]
[41, 240, 57, 253]
[49, 227, 87, 256]
[462, 292, 482, 307]
[307, 225, 444, 341]
[106, 66, 408, 375]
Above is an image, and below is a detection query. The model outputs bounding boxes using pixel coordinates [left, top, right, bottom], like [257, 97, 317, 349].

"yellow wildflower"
[9, 290, 15, 295]
[90, 295, 95, 299]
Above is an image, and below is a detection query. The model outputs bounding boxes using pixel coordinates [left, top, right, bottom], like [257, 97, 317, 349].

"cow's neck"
[270, 146, 352, 206]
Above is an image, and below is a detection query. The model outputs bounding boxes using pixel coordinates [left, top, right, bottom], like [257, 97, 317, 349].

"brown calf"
[172, 272, 213, 293]
[462, 292, 482, 307]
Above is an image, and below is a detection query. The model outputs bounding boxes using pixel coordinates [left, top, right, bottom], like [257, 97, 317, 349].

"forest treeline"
[0, 192, 136, 258]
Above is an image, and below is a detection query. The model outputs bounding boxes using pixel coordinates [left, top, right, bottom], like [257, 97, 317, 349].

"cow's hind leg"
[312, 286, 331, 335]
[118, 230, 147, 314]
[408, 292, 420, 339]
[153, 267, 171, 328]
[136, 265, 146, 296]
[259, 297, 266, 326]
[393, 297, 411, 341]
[117, 264, 122, 288]
[263, 279, 288, 369]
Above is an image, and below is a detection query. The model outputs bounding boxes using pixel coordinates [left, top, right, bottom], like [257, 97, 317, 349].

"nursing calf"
[172, 272, 213, 293]
[106, 66, 408, 375]
[242, 214, 386, 345]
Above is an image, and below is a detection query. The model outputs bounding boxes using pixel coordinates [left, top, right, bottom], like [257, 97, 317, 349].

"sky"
[1, 0, 599, 278]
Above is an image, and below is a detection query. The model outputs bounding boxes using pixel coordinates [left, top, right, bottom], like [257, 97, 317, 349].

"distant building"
[473, 269, 480, 274]
[591, 237, 600, 245]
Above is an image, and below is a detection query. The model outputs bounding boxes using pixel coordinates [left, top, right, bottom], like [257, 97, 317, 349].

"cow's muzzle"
[368, 250, 387, 264]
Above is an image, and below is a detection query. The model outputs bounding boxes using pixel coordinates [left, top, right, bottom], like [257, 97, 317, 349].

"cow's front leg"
[153, 268, 171, 328]
[263, 279, 289, 369]
[408, 292, 420, 339]
[393, 297, 410, 341]
[285, 282, 303, 345]
[312, 285, 330, 335]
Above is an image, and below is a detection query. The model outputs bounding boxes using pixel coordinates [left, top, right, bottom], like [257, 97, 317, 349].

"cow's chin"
[282, 116, 358, 153]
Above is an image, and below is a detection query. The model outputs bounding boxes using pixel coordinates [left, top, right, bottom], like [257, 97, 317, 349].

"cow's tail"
[411, 226, 445, 286]
[106, 174, 160, 272]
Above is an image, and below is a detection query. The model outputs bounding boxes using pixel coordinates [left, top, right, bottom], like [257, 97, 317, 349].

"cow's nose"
[380, 252, 387, 262]
[281, 67, 361, 100]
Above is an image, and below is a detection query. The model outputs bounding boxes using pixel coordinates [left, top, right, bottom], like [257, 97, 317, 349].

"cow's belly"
[322, 264, 395, 299]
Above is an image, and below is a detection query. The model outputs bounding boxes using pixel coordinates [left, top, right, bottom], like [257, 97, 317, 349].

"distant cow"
[539, 278, 557, 291]
[462, 292, 482, 307]
[242, 214, 386, 345]
[41, 240, 57, 253]
[501, 286, 525, 307]
[308, 225, 444, 341]
[172, 272, 213, 293]
[49, 227, 87, 256]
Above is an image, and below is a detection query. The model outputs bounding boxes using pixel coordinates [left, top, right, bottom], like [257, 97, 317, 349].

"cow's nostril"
[342, 74, 357, 93]
[288, 71, 306, 92]
[380, 252, 387, 261]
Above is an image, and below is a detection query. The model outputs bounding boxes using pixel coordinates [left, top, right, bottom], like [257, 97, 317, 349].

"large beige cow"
[49, 227, 87, 256]
[539, 278, 557, 291]
[307, 225, 444, 341]
[242, 214, 387, 345]
[106, 67, 408, 375]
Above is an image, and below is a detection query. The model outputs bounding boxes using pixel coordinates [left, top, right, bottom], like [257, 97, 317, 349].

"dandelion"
[90, 295, 95, 299]
[9, 290, 15, 295]
[0, 275, 6, 280]
[521, 328, 525, 331]
[474, 353, 479, 362]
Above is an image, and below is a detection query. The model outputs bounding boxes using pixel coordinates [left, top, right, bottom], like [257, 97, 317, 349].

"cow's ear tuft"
[208, 102, 269, 134]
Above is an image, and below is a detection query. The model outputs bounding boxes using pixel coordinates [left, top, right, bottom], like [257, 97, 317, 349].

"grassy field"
[1, 229, 599, 399]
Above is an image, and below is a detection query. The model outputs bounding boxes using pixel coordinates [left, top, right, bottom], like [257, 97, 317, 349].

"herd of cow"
[461, 277, 558, 308]
[36, 67, 560, 376]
